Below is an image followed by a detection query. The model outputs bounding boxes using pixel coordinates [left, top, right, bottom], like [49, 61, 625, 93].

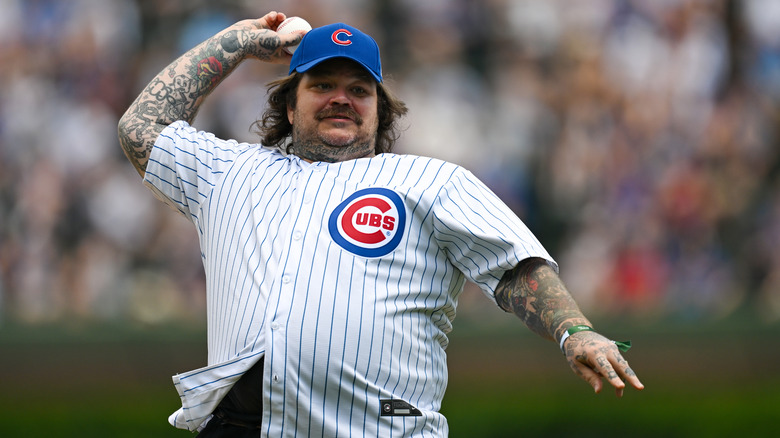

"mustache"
[316, 107, 363, 124]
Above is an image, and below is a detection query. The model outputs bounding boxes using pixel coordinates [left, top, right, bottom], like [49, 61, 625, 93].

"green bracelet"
[558, 325, 632, 354]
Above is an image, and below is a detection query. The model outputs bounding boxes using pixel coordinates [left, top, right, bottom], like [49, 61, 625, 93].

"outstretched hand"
[563, 330, 644, 397]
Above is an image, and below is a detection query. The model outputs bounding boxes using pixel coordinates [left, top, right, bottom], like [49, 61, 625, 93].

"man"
[118, 11, 643, 437]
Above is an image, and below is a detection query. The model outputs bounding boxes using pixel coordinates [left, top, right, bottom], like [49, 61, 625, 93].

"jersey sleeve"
[142, 120, 246, 223]
[431, 167, 557, 302]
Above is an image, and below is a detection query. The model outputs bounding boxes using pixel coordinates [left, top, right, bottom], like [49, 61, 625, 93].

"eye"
[312, 82, 333, 91]
[351, 86, 368, 96]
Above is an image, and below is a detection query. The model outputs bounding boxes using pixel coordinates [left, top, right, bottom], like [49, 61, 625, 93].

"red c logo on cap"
[332, 29, 353, 46]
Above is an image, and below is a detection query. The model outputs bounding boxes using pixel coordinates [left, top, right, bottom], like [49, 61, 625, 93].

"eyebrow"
[306, 65, 374, 83]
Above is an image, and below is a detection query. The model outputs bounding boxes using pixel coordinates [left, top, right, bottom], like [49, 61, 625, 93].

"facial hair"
[290, 106, 378, 163]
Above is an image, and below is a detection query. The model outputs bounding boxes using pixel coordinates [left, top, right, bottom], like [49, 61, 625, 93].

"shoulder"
[155, 121, 278, 158]
[157, 121, 241, 147]
[372, 153, 466, 177]
[349, 154, 474, 200]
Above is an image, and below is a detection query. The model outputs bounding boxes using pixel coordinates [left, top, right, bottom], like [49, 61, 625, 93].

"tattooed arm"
[495, 257, 644, 397]
[117, 11, 303, 177]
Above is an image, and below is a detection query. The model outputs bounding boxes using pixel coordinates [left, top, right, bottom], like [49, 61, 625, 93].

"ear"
[286, 78, 301, 125]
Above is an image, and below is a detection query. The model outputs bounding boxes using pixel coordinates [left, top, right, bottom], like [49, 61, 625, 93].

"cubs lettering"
[354, 213, 395, 230]
[329, 188, 406, 257]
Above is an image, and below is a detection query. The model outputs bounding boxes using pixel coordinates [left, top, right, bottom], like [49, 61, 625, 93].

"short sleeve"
[142, 121, 248, 223]
[432, 168, 557, 300]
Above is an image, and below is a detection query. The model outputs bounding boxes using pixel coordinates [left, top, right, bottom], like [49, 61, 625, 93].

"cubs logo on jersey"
[328, 188, 406, 257]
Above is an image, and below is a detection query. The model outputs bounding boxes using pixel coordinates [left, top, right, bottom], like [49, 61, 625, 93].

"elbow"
[117, 109, 134, 152]
[117, 116, 129, 146]
[117, 115, 149, 178]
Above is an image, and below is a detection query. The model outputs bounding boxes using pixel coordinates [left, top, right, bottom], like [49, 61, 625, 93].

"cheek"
[361, 105, 379, 129]
[352, 97, 376, 119]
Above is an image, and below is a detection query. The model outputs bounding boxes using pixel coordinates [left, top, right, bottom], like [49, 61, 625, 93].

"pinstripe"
[241, 166, 289, 350]
[332, 255, 353, 438]
[211, 155, 261, 359]
[390, 158, 434, 437]
[146, 121, 554, 436]
[288, 170, 338, 437]
[323, 183, 350, 438]
[226, 161, 293, 356]
[451, 172, 541, 258]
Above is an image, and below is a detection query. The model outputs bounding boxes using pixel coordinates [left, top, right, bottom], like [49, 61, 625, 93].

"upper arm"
[431, 168, 555, 294]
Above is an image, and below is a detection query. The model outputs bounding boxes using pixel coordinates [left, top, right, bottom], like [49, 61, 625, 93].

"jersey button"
[293, 231, 302, 240]
[282, 275, 291, 284]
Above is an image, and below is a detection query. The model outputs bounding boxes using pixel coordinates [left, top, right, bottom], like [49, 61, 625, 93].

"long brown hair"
[253, 72, 408, 154]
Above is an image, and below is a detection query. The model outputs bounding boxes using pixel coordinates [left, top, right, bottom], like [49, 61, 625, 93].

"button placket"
[267, 166, 321, 401]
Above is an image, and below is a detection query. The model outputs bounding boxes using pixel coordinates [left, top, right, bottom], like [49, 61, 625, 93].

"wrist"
[558, 325, 633, 355]
[558, 325, 594, 354]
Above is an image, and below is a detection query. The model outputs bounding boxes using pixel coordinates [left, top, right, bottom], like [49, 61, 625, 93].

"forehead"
[303, 58, 375, 83]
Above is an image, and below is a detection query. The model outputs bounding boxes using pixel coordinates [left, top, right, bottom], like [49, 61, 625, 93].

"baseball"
[277, 16, 312, 54]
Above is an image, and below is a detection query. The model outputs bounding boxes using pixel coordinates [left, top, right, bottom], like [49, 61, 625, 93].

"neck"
[291, 140, 376, 163]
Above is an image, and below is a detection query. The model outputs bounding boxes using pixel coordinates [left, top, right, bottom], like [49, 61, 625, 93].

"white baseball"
[277, 17, 312, 54]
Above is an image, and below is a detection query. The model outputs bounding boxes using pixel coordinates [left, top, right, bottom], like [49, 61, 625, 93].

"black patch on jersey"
[380, 399, 422, 417]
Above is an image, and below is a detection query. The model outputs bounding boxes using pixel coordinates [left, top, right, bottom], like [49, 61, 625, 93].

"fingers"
[612, 349, 644, 392]
[571, 354, 623, 394]
[571, 360, 605, 393]
[256, 12, 307, 61]
[623, 366, 645, 391]
[258, 11, 287, 30]
[566, 332, 644, 397]
[230, 13, 298, 64]
[278, 31, 305, 52]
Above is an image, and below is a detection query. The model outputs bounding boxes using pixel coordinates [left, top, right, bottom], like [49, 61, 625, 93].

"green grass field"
[1, 312, 778, 437]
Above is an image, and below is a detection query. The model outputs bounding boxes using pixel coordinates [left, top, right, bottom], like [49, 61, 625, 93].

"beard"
[290, 107, 378, 163]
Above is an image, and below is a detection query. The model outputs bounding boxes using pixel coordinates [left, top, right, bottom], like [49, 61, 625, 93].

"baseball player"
[117, 11, 643, 437]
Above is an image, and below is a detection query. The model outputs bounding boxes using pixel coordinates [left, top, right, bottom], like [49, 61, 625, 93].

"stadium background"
[1, 0, 779, 436]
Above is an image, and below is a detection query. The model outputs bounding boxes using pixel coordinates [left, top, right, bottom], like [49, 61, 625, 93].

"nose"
[328, 86, 352, 107]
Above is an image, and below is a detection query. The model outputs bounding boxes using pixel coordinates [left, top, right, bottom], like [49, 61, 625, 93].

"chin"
[319, 133, 358, 148]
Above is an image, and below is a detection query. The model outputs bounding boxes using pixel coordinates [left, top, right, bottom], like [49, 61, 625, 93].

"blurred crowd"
[1, 0, 779, 327]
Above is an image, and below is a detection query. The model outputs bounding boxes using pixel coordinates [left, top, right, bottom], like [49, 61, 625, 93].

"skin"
[495, 258, 644, 396]
[118, 10, 644, 397]
[286, 59, 380, 163]
[118, 11, 301, 177]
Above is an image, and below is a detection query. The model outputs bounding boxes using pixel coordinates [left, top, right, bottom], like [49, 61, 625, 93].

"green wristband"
[559, 325, 632, 354]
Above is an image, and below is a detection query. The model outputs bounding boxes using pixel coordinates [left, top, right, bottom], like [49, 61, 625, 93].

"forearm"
[494, 257, 590, 343]
[118, 16, 288, 176]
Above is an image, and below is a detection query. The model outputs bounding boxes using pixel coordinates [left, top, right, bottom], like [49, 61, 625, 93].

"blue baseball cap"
[289, 23, 382, 83]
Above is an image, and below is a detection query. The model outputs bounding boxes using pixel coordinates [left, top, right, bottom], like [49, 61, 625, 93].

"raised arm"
[117, 11, 303, 177]
[495, 257, 644, 397]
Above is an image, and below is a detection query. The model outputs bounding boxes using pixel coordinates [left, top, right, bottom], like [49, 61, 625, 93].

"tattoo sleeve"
[494, 257, 591, 343]
[117, 23, 283, 176]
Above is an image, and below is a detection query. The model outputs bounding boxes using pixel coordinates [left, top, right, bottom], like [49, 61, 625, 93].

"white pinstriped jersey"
[144, 121, 555, 437]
